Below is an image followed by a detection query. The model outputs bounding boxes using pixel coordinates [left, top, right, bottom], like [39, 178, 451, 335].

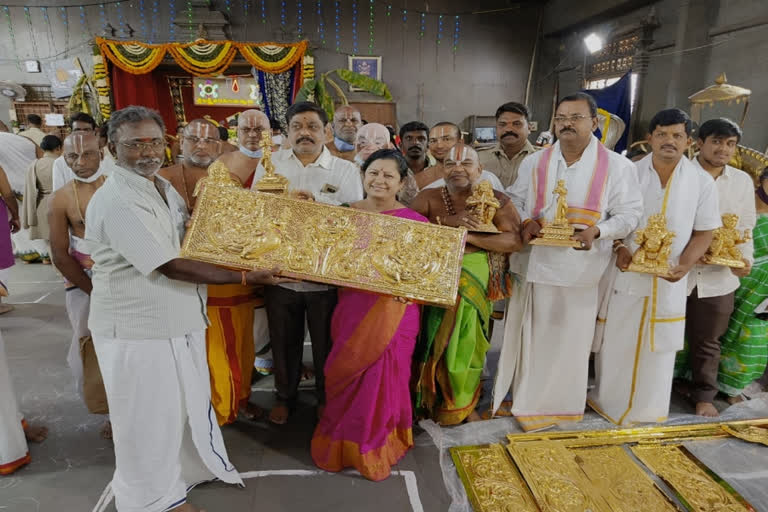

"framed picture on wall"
[347, 56, 382, 91]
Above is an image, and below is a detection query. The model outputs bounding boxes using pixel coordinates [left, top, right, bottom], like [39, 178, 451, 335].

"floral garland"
[95, 37, 307, 77]
[92, 46, 112, 120]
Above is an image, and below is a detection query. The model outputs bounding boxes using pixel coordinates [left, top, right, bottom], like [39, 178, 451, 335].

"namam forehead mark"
[185, 120, 220, 139]
[430, 126, 459, 139]
[446, 143, 478, 163]
[239, 109, 269, 128]
[64, 132, 99, 154]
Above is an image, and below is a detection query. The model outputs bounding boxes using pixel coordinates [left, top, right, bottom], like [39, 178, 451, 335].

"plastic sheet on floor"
[416, 394, 768, 512]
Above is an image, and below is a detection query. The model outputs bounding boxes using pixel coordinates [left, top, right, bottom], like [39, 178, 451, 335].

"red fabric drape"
[110, 65, 177, 131]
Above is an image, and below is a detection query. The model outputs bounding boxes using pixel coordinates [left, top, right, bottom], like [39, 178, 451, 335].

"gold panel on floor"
[450, 420, 767, 512]
[180, 170, 467, 306]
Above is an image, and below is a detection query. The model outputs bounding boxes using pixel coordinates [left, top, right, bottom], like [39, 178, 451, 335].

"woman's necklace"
[442, 186, 456, 215]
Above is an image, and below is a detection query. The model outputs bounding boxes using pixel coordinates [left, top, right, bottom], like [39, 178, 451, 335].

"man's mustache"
[661, 144, 676, 150]
[559, 128, 576, 134]
[500, 131, 518, 139]
[297, 136, 315, 144]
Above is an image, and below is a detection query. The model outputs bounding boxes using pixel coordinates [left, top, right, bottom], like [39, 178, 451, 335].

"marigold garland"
[95, 37, 307, 77]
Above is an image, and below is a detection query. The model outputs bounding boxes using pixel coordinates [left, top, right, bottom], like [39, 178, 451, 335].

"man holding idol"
[589, 108, 721, 426]
[493, 92, 643, 431]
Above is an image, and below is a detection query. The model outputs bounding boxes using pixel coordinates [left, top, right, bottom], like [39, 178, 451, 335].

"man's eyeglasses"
[553, 114, 592, 124]
[117, 140, 166, 151]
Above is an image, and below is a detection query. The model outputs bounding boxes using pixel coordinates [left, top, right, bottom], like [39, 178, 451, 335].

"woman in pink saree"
[311, 149, 426, 481]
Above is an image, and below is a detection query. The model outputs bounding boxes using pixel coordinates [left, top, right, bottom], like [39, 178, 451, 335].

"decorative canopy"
[96, 37, 308, 76]
[688, 73, 751, 106]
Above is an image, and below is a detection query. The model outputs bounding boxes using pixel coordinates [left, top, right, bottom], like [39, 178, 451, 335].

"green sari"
[414, 251, 491, 425]
[718, 214, 768, 395]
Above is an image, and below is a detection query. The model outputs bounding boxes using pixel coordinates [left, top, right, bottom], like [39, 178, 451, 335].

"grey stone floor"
[1, 262, 757, 512]
[0, 263, 450, 512]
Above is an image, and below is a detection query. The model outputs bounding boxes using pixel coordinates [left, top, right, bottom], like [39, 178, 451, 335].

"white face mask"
[272, 134, 283, 146]
[73, 165, 105, 183]
[239, 145, 263, 159]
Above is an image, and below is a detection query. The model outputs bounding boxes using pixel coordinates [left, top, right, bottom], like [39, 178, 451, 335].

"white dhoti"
[495, 281, 598, 431]
[0, 330, 30, 475]
[252, 305, 272, 375]
[65, 286, 90, 394]
[589, 291, 682, 426]
[93, 330, 243, 511]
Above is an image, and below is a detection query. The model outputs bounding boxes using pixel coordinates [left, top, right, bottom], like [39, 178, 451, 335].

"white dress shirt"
[508, 136, 643, 287]
[251, 146, 364, 292]
[687, 160, 757, 298]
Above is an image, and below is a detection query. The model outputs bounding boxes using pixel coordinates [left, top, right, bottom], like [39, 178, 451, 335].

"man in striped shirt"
[85, 106, 286, 512]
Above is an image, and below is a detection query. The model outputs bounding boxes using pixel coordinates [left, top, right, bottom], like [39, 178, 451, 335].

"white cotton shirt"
[614, 154, 722, 298]
[687, 161, 757, 298]
[251, 146, 364, 292]
[508, 136, 643, 287]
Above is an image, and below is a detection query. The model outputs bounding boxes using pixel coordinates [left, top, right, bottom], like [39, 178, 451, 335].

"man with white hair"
[353, 122, 392, 166]
[85, 105, 286, 512]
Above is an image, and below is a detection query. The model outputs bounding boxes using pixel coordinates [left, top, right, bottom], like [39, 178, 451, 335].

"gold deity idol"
[465, 180, 500, 233]
[627, 213, 676, 277]
[702, 213, 750, 268]
[529, 179, 581, 248]
[253, 129, 289, 193]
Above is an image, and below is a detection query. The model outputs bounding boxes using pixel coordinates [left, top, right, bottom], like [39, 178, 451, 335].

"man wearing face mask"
[52, 113, 102, 192]
[353, 123, 392, 166]
[411, 142, 522, 424]
[479, 102, 538, 189]
[326, 105, 362, 161]
[252, 101, 363, 426]
[85, 106, 286, 512]
[215, 109, 271, 187]
[48, 132, 111, 438]
[494, 92, 643, 432]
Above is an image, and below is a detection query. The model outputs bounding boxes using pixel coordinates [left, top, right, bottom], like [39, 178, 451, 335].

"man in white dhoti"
[493, 92, 642, 431]
[0, 328, 48, 475]
[85, 106, 286, 512]
[590, 108, 721, 426]
[49, 132, 111, 437]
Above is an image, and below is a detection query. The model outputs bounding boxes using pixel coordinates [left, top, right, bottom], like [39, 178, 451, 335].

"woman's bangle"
[613, 242, 627, 253]
[241, 270, 248, 286]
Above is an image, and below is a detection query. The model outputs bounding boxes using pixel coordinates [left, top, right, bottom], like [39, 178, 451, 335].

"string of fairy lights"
[0, 1, 468, 62]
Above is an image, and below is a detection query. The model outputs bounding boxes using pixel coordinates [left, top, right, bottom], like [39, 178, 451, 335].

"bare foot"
[239, 402, 264, 421]
[24, 423, 48, 443]
[268, 403, 290, 425]
[695, 401, 719, 417]
[466, 410, 483, 422]
[100, 420, 113, 440]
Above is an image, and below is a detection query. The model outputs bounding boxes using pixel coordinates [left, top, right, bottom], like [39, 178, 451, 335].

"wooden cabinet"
[341, 101, 397, 127]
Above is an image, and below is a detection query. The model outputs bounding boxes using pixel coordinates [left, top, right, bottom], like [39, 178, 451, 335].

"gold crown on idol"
[254, 129, 288, 194]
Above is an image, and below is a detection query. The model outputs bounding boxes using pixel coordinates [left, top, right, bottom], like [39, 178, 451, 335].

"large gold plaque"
[450, 444, 538, 512]
[180, 179, 467, 306]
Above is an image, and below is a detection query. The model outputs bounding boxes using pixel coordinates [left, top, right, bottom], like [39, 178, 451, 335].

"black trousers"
[685, 287, 735, 403]
[264, 285, 337, 405]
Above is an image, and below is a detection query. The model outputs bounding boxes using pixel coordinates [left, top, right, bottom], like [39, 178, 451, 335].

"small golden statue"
[465, 180, 500, 233]
[627, 213, 676, 276]
[702, 213, 750, 268]
[529, 179, 581, 248]
[254, 129, 289, 194]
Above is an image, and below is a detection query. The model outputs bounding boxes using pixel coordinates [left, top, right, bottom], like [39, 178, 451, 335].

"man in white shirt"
[492, 92, 643, 431]
[252, 101, 364, 425]
[590, 108, 721, 426]
[683, 118, 756, 417]
[52, 113, 99, 191]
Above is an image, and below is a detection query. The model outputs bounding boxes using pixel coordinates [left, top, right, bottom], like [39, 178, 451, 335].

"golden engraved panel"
[450, 444, 538, 512]
[506, 441, 612, 512]
[180, 181, 466, 306]
[571, 446, 678, 512]
[631, 445, 752, 512]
